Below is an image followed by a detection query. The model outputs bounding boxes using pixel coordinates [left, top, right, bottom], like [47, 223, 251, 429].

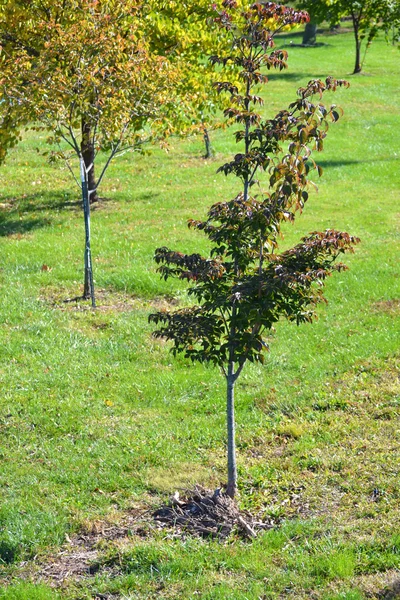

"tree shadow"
[276, 26, 351, 42]
[0, 191, 77, 237]
[0, 191, 82, 214]
[267, 71, 312, 82]
[0, 216, 51, 237]
[127, 191, 161, 203]
[276, 30, 305, 41]
[281, 42, 328, 48]
[276, 30, 330, 48]
[317, 156, 400, 169]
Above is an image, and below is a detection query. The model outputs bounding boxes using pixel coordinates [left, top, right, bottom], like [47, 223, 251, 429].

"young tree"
[149, 1, 360, 499]
[0, 0, 176, 305]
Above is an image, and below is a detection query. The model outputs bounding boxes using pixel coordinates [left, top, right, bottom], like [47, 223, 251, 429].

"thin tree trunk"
[302, 23, 317, 45]
[203, 125, 213, 159]
[243, 79, 251, 202]
[225, 362, 237, 499]
[224, 79, 251, 500]
[81, 118, 99, 203]
[80, 156, 96, 307]
[352, 17, 362, 73]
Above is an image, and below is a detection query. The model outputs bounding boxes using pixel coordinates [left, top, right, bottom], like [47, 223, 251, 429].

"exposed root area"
[153, 486, 274, 540]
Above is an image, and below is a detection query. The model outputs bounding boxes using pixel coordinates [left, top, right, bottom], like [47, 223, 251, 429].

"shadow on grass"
[281, 42, 328, 49]
[0, 191, 82, 214]
[0, 216, 51, 237]
[262, 69, 338, 82]
[276, 30, 305, 41]
[267, 71, 312, 82]
[123, 190, 162, 205]
[276, 26, 352, 42]
[0, 191, 77, 236]
[317, 156, 400, 169]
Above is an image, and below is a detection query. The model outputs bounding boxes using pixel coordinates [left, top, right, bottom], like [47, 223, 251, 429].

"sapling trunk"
[81, 118, 99, 203]
[224, 77, 252, 500]
[352, 16, 362, 73]
[203, 125, 213, 159]
[80, 156, 96, 307]
[225, 362, 237, 499]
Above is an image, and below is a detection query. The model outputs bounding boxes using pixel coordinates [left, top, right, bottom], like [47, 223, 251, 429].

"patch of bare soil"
[153, 486, 274, 540]
[40, 287, 180, 314]
[356, 570, 400, 599]
[28, 489, 273, 587]
[148, 295, 180, 311]
[373, 299, 400, 315]
[40, 287, 140, 313]
[20, 486, 278, 598]
[36, 509, 152, 584]
[377, 578, 400, 599]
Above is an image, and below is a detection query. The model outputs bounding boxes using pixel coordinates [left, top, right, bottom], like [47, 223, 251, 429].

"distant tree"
[147, 0, 235, 158]
[0, 0, 238, 303]
[0, 0, 178, 199]
[302, 21, 318, 45]
[297, 0, 394, 73]
[150, 1, 360, 499]
[382, 0, 400, 44]
[0, 0, 176, 305]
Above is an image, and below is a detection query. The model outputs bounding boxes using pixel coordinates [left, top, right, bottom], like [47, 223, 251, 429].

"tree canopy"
[0, 0, 179, 191]
[0, 0, 235, 171]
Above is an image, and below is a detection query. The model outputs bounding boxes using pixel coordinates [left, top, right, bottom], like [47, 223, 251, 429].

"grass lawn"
[0, 26, 399, 600]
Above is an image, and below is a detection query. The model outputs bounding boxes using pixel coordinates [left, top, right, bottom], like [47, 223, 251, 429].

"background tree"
[383, 0, 400, 45]
[296, 0, 395, 73]
[144, 1, 236, 158]
[0, 0, 177, 200]
[302, 21, 318, 45]
[0, 0, 234, 170]
[0, 0, 176, 304]
[150, 1, 360, 499]
[0, 0, 235, 303]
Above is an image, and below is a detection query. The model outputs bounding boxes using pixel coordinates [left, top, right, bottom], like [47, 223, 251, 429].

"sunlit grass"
[0, 28, 399, 599]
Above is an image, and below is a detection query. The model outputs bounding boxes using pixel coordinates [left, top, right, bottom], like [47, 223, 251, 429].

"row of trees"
[0, 1, 368, 495]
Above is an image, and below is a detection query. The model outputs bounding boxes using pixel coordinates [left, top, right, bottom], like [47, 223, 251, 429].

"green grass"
[0, 28, 399, 599]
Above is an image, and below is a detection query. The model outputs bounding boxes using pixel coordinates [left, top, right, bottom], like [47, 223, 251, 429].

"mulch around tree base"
[153, 486, 274, 540]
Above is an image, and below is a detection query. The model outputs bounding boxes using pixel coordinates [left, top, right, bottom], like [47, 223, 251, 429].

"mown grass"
[0, 28, 399, 599]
